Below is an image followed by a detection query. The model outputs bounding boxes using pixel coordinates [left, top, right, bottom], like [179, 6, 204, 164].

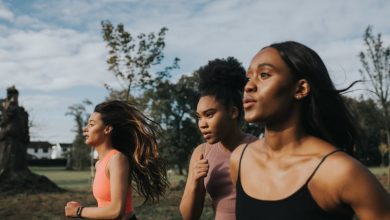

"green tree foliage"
[144, 74, 201, 174]
[101, 20, 179, 102]
[344, 96, 384, 166]
[65, 100, 92, 170]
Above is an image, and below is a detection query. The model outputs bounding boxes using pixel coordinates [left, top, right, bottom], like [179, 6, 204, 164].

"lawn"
[0, 166, 388, 220]
[0, 166, 213, 220]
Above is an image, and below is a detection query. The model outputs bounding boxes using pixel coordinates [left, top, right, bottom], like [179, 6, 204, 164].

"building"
[27, 141, 72, 159]
[50, 143, 72, 159]
[27, 141, 52, 159]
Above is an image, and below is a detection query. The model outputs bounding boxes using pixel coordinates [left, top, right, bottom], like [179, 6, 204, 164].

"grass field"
[0, 166, 388, 220]
[0, 166, 213, 220]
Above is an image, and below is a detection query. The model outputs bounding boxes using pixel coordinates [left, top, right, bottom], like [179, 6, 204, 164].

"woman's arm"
[331, 155, 390, 220]
[179, 145, 208, 220]
[66, 153, 130, 219]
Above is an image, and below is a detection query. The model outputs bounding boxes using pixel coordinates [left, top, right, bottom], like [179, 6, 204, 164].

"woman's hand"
[65, 201, 81, 217]
[192, 153, 209, 183]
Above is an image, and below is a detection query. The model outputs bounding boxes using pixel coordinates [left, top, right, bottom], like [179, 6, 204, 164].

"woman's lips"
[202, 132, 212, 139]
[243, 96, 256, 109]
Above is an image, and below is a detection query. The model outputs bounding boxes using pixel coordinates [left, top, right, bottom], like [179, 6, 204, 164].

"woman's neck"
[94, 141, 114, 160]
[263, 118, 306, 156]
[220, 125, 246, 152]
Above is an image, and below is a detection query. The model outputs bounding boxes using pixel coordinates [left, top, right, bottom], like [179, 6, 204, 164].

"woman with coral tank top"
[65, 101, 168, 219]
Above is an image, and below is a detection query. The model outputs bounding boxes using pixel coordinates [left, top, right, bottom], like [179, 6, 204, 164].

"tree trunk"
[178, 163, 184, 175]
[0, 89, 62, 194]
[386, 130, 390, 187]
[0, 138, 63, 194]
[65, 149, 73, 170]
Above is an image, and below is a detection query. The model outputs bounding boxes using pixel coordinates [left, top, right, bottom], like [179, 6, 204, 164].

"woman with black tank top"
[230, 41, 390, 220]
[180, 57, 257, 220]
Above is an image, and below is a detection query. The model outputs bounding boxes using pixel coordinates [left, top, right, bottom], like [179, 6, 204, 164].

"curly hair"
[197, 57, 247, 120]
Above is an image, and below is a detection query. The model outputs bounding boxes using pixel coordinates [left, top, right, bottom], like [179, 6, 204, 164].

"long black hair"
[197, 57, 247, 121]
[268, 41, 360, 154]
[94, 100, 169, 203]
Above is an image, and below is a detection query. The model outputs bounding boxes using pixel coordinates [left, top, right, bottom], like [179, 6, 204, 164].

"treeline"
[345, 97, 389, 166]
[66, 22, 389, 172]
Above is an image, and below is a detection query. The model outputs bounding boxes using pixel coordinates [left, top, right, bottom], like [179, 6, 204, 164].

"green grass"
[368, 166, 388, 176]
[30, 166, 93, 189]
[30, 166, 188, 190]
[26, 166, 212, 220]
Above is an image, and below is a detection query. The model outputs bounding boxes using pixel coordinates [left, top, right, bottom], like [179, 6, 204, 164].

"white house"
[27, 141, 52, 159]
[50, 143, 72, 159]
[27, 141, 97, 160]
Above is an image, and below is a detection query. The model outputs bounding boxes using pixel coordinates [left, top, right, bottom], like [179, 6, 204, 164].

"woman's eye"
[260, 72, 270, 79]
[206, 113, 214, 118]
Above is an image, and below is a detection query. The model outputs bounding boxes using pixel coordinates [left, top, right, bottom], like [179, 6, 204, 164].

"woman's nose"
[198, 118, 207, 129]
[244, 80, 257, 93]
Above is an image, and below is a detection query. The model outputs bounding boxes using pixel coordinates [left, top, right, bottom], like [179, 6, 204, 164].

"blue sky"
[1, 0, 389, 143]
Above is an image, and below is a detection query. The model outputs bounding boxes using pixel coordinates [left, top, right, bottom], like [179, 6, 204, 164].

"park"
[1, 1, 390, 220]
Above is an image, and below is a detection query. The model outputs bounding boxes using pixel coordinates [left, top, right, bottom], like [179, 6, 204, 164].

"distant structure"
[0, 86, 29, 175]
[50, 143, 72, 159]
[0, 86, 62, 193]
[27, 141, 72, 159]
[26, 141, 97, 162]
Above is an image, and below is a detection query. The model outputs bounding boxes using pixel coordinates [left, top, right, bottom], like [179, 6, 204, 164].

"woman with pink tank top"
[65, 101, 168, 219]
[180, 57, 257, 220]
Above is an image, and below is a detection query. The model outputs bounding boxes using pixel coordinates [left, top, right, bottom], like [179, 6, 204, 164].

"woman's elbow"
[108, 206, 125, 219]
[179, 202, 187, 218]
[179, 203, 191, 220]
[180, 203, 199, 220]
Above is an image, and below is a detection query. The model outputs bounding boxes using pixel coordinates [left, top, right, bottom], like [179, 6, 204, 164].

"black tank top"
[236, 144, 353, 220]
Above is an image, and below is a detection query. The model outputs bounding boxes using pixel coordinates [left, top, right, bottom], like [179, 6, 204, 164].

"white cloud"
[1, 0, 389, 142]
[0, 27, 116, 91]
[0, 0, 14, 21]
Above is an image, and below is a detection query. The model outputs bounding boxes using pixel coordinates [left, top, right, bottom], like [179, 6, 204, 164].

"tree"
[101, 20, 179, 102]
[359, 25, 390, 184]
[65, 100, 92, 170]
[344, 96, 384, 166]
[145, 74, 201, 174]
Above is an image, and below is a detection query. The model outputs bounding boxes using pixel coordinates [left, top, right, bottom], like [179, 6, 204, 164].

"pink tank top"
[93, 149, 133, 213]
[203, 134, 257, 220]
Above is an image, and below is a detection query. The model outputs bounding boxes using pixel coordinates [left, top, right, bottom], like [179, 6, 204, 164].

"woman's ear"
[231, 106, 239, 119]
[104, 126, 113, 135]
[294, 79, 310, 100]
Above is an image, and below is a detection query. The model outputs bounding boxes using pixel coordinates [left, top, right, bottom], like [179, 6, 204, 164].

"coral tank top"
[93, 149, 133, 213]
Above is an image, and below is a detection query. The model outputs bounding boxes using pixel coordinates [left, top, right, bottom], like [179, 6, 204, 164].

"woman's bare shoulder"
[232, 138, 262, 162]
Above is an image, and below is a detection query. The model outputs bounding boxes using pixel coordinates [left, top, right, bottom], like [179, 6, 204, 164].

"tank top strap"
[202, 143, 213, 158]
[237, 143, 250, 178]
[305, 149, 342, 184]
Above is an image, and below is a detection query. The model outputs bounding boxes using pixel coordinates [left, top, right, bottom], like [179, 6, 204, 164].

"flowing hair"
[268, 41, 361, 155]
[94, 100, 169, 203]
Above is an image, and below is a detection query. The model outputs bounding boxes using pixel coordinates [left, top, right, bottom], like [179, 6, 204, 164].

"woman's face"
[243, 47, 297, 124]
[196, 96, 235, 144]
[83, 112, 109, 146]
